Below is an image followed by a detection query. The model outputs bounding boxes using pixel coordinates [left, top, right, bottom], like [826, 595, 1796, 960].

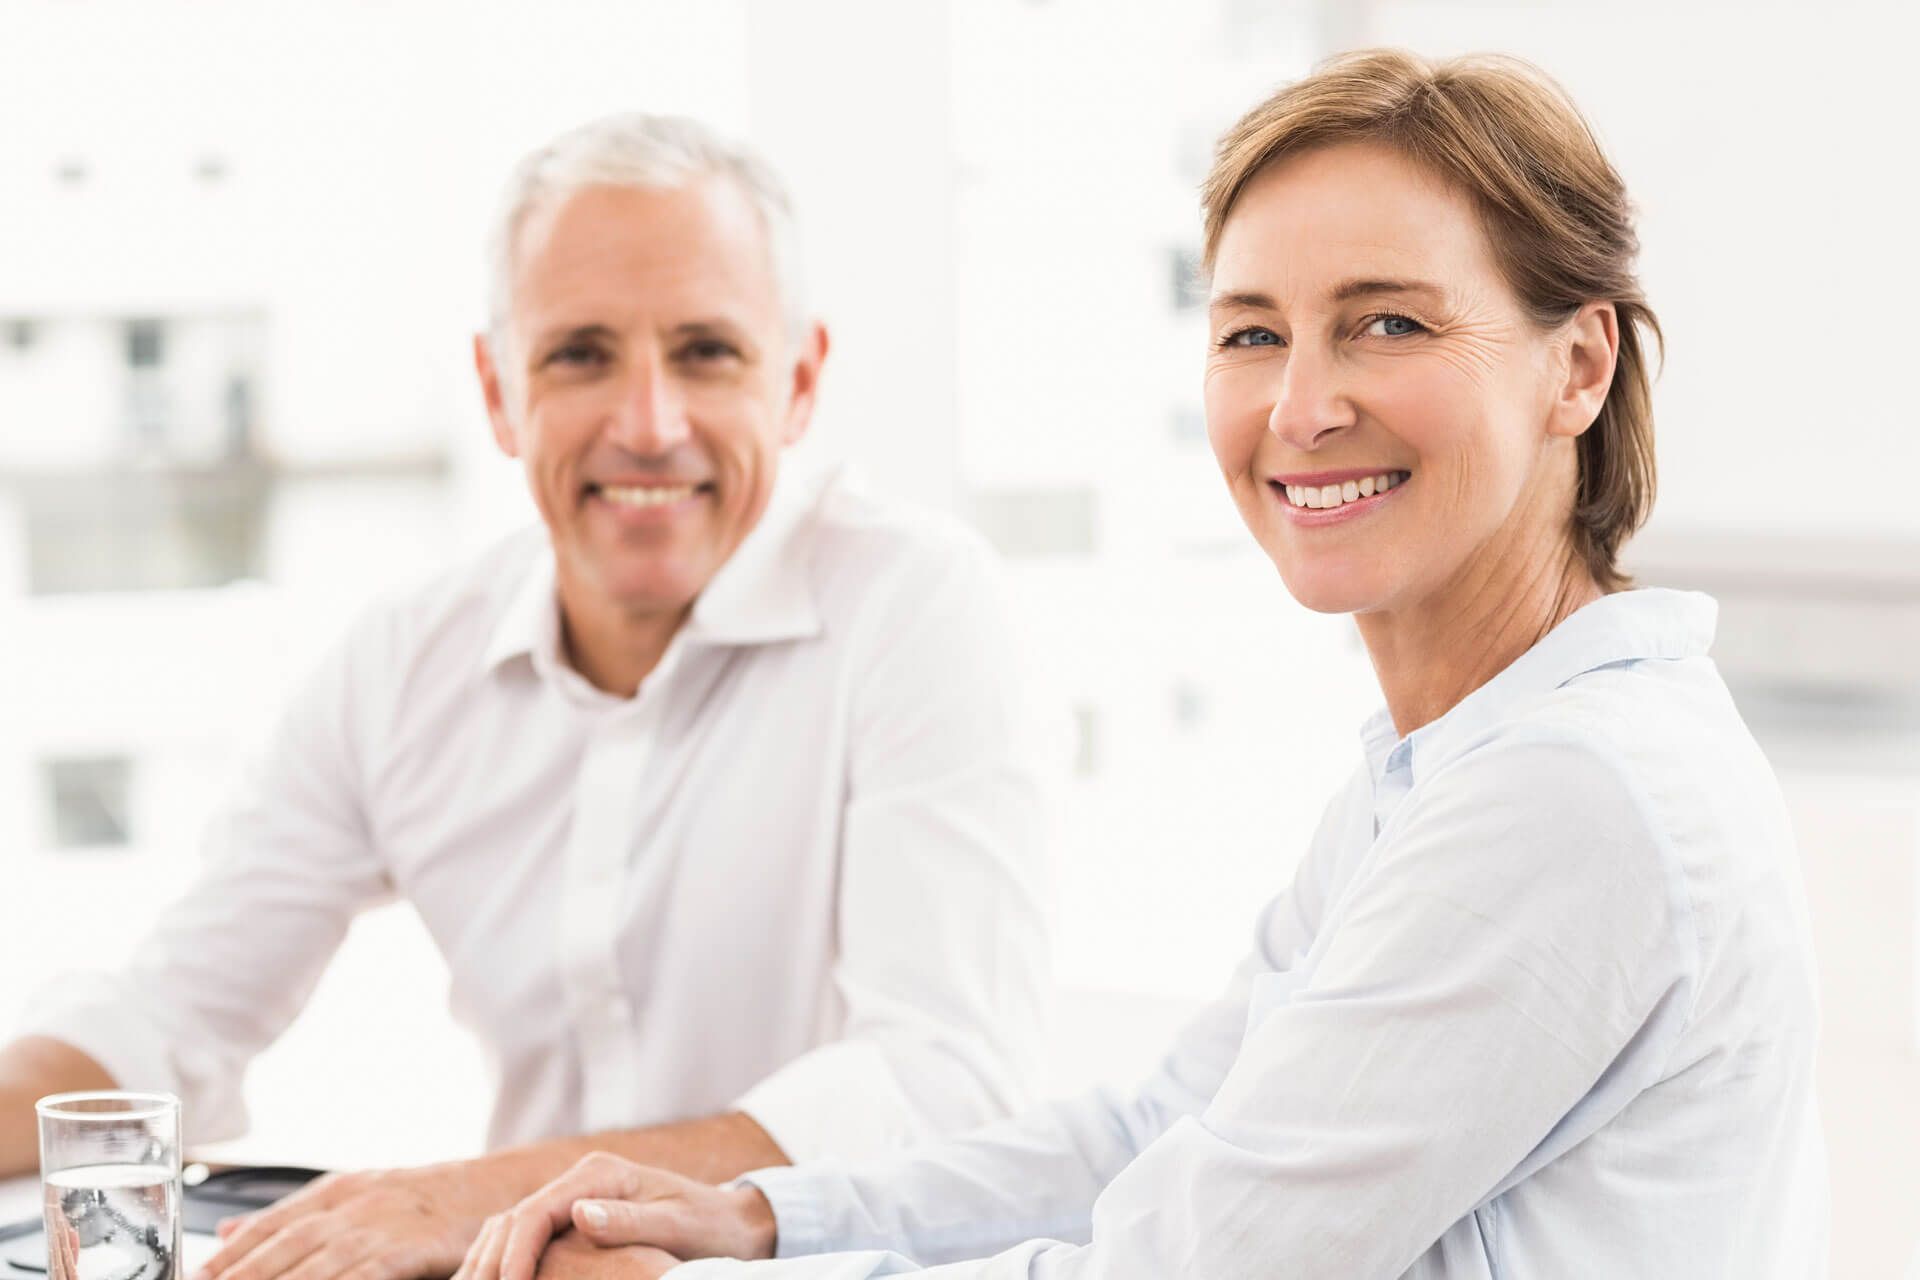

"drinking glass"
[36, 1091, 182, 1280]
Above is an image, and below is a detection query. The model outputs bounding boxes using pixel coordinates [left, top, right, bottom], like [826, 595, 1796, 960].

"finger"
[205, 1175, 352, 1266]
[496, 1209, 561, 1280]
[202, 1207, 317, 1280]
[199, 1220, 330, 1280]
[449, 1215, 482, 1280]
[571, 1200, 683, 1251]
[274, 1234, 380, 1280]
[51, 1222, 80, 1280]
[456, 1214, 507, 1280]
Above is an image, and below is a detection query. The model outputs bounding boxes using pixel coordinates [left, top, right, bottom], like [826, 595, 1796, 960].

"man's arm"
[0, 1036, 118, 1175]
[200, 1111, 787, 1280]
[730, 533, 1053, 1164]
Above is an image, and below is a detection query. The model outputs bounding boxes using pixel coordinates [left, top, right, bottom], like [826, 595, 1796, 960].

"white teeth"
[1282, 471, 1406, 510]
[600, 484, 698, 508]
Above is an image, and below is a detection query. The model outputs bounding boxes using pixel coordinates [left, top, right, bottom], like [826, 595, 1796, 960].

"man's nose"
[607, 357, 692, 454]
[1266, 345, 1356, 451]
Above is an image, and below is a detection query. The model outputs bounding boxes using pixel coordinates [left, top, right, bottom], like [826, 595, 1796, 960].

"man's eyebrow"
[1329, 277, 1445, 303]
[529, 322, 617, 349]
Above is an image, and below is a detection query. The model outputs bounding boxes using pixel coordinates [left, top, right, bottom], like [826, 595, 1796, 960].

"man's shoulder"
[800, 473, 997, 609]
[335, 525, 548, 674]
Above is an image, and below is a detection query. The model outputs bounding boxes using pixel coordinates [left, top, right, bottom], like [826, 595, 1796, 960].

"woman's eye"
[1222, 327, 1282, 348]
[1365, 314, 1425, 338]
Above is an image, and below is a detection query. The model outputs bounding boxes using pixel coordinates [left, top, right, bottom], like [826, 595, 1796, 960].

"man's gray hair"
[486, 113, 806, 353]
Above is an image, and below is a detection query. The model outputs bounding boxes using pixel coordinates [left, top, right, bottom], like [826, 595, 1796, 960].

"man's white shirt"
[24, 466, 1052, 1162]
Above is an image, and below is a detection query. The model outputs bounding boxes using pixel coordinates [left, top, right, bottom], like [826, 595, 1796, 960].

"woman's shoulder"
[1423, 653, 1802, 965]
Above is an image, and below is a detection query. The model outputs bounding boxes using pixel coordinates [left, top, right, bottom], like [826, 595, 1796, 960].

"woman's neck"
[1355, 536, 1603, 740]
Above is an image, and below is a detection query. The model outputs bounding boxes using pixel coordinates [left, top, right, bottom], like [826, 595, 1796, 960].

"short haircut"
[486, 112, 805, 355]
[1203, 50, 1662, 592]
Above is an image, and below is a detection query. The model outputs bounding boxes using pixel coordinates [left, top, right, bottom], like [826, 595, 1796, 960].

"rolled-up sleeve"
[736, 536, 1052, 1163]
[19, 623, 392, 1145]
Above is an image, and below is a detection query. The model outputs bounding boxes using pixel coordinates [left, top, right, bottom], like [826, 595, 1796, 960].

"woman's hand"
[453, 1152, 777, 1280]
[525, 1232, 680, 1280]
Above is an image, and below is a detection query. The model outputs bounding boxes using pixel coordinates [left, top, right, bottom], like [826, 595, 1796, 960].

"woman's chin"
[1271, 559, 1386, 616]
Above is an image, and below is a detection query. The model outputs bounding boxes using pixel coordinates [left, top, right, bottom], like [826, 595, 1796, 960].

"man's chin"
[561, 552, 710, 623]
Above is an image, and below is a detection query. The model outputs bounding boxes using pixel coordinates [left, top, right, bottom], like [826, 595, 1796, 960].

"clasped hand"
[453, 1153, 776, 1280]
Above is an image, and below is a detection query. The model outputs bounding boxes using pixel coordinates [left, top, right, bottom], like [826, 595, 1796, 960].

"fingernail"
[579, 1202, 609, 1229]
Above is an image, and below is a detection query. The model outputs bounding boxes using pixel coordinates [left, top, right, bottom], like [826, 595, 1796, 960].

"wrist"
[726, 1183, 777, 1260]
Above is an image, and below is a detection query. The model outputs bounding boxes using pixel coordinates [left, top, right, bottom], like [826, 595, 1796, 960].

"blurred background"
[1, 0, 1914, 1272]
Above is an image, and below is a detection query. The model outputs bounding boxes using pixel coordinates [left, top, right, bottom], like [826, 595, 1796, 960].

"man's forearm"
[486, 1110, 788, 1200]
[0, 1037, 118, 1177]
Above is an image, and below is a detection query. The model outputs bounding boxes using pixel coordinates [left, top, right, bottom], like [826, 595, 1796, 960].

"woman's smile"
[1268, 468, 1411, 525]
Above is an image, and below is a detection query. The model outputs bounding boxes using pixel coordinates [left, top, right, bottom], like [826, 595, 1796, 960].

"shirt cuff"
[734, 1165, 838, 1260]
[734, 1038, 930, 1165]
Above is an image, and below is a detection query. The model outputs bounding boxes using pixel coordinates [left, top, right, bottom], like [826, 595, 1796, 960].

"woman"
[453, 49, 1827, 1279]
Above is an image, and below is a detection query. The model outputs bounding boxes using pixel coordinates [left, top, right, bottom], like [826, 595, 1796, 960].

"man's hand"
[199, 1160, 526, 1280]
[455, 1153, 775, 1280]
[47, 1221, 80, 1280]
[195, 1111, 784, 1280]
[530, 1233, 679, 1280]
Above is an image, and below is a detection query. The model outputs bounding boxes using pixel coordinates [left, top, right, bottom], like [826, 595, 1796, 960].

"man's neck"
[559, 592, 693, 698]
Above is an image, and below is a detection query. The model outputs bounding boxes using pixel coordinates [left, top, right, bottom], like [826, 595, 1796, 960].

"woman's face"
[1204, 141, 1594, 618]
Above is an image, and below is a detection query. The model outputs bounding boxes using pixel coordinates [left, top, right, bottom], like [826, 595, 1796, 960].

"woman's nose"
[1266, 346, 1355, 450]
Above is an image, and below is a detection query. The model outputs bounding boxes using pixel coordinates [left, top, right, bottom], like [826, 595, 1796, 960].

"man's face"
[477, 179, 826, 624]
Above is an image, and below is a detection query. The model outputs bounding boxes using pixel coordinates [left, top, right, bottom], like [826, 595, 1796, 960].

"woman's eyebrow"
[1329, 277, 1445, 304]
[1207, 289, 1276, 314]
[1208, 280, 1447, 315]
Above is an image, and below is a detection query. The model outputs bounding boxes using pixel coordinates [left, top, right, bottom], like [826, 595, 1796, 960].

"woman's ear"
[1550, 301, 1619, 439]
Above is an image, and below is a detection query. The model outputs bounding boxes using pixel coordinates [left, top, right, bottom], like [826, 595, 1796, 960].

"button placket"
[561, 698, 658, 1130]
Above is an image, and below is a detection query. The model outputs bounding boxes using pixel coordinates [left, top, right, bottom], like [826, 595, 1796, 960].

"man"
[0, 114, 1050, 1280]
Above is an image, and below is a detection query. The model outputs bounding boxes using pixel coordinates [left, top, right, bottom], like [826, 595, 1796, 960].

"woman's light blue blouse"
[681, 588, 1828, 1279]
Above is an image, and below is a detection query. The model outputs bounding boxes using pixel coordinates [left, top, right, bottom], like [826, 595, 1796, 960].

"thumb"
[571, 1199, 673, 1247]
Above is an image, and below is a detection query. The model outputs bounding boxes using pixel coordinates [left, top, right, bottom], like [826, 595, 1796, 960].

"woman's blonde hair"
[1203, 49, 1661, 591]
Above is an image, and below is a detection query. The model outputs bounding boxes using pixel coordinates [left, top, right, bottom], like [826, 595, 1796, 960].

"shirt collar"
[1361, 587, 1718, 787]
[681, 463, 828, 647]
[483, 465, 830, 677]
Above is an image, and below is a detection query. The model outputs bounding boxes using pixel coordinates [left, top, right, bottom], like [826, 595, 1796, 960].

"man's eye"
[679, 339, 740, 363]
[1220, 327, 1282, 348]
[546, 343, 606, 367]
[1364, 314, 1425, 338]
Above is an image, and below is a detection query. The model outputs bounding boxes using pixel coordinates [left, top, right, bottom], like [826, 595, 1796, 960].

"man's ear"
[474, 332, 521, 458]
[779, 321, 831, 447]
[1549, 301, 1619, 440]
